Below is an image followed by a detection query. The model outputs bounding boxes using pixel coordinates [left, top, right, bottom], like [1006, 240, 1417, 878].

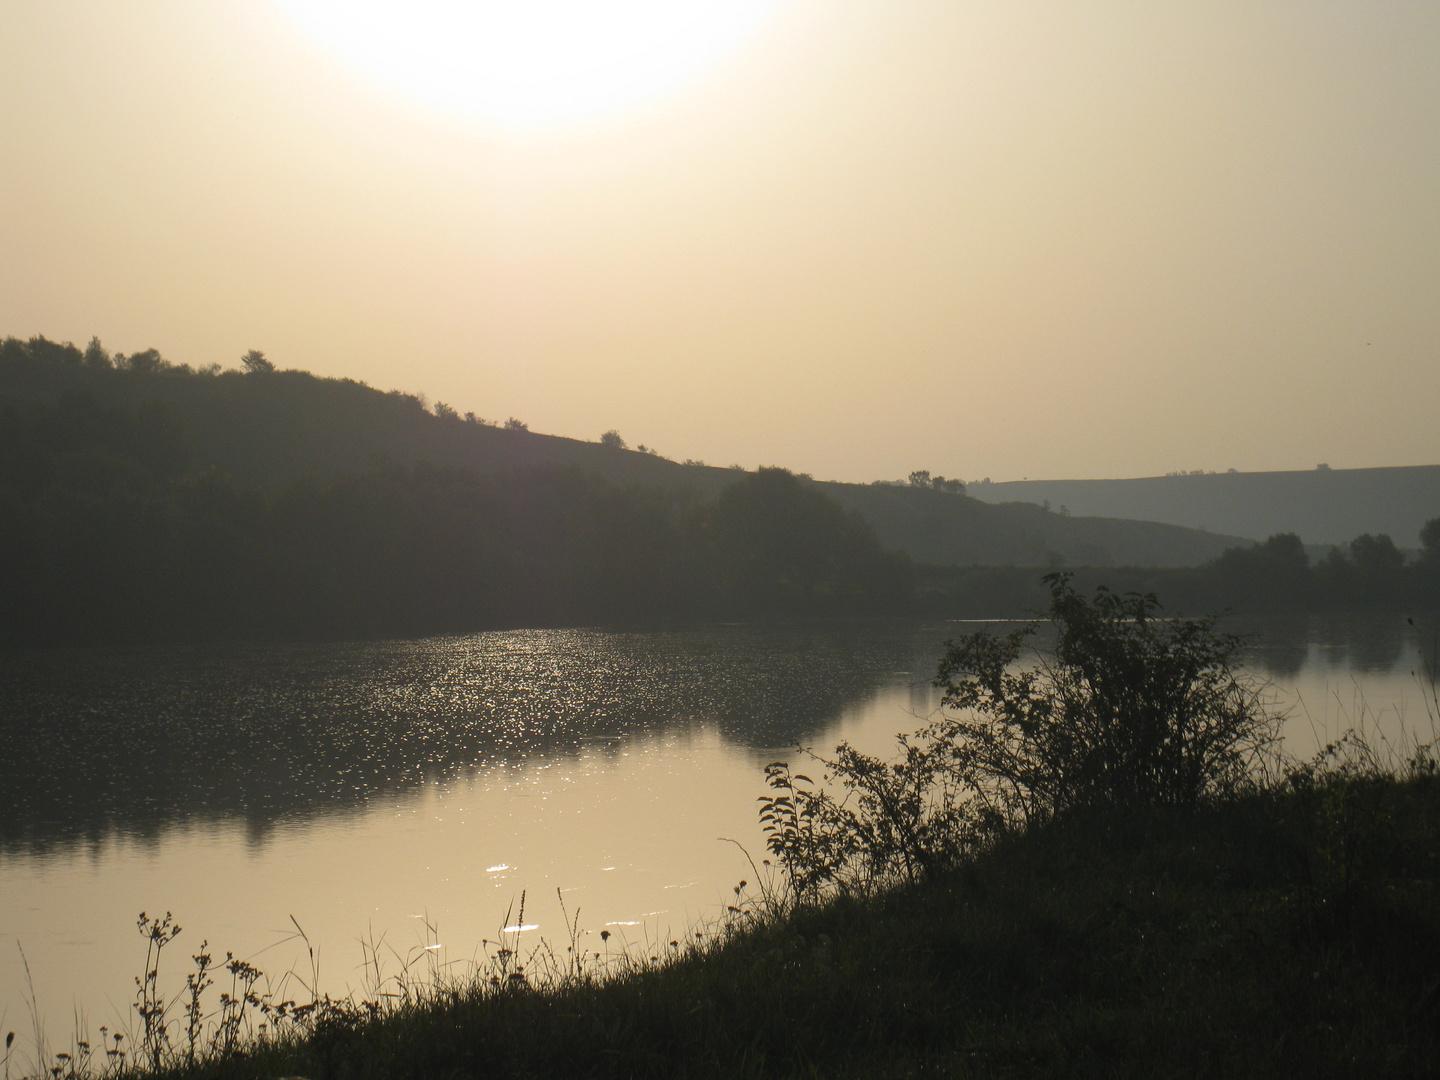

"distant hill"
[968, 467, 1440, 549]
[813, 483, 1245, 568]
[0, 337, 1245, 568]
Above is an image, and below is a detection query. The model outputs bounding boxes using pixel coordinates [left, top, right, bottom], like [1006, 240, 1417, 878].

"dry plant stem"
[16, 944, 46, 1079]
[134, 913, 181, 1072]
[183, 941, 211, 1066]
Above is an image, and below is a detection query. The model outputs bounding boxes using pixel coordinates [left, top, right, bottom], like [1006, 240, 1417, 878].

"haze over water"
[2, 616, 1434, 1045]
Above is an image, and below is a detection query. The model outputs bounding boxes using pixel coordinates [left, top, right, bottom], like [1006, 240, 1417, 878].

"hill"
[969, 466, 1440, 548]
[0, 336, 1245, 569]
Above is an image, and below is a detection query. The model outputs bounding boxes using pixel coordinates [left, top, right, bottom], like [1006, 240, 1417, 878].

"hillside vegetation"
[0, 336, 1244, 570]
[919, 526, 1440, 618]
[971, 467, 1440, 548]
[1, 343, 925, 644]
[4, 335, 1433, 643]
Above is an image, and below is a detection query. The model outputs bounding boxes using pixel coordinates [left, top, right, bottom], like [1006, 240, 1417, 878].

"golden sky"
[2, 1, 1437, 482]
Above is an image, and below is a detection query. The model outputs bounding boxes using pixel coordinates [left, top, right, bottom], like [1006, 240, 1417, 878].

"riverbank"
[21, 769, 1436, 1080]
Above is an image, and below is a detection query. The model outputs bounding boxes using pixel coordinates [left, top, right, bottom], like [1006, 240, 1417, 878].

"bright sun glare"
[276, 0, 780, 129]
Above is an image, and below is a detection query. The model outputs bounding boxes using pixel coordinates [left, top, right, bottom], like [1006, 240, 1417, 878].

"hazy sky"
[3, 1, 1437, 482]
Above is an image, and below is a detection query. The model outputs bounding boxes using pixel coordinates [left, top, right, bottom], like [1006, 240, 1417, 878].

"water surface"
[1, 616, 1435, 1051]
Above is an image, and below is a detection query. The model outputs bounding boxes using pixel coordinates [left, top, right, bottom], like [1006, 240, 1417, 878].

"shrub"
[761, 573, 1280, 898]
[936, 572, 1279, 819]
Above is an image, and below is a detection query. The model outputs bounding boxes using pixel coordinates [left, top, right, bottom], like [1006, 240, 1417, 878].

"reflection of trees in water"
[7, 616, 1416, 858]
[1231, 613, 1419, 679]
[0, 624, 947, 856]
[1310, 612, 1409, 673]
[1231, 614, 1312, 680]
[1346, 624, 1406, 673]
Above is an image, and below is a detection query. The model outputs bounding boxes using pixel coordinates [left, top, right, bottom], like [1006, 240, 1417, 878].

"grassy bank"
[13, 770, 1436, 1080]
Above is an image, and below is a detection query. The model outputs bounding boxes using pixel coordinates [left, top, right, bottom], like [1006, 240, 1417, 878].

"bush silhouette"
[937, 573, 1278, 819]
[763, 574, 1280, 895]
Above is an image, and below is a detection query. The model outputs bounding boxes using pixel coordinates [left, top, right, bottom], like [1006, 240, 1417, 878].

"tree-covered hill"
[3, 335, 1436, 638]
[970, 466, 1440, 548]
[0, 335, 1245, 570]
[820, 481, 1244, 567]
[1, 337, 922, 643]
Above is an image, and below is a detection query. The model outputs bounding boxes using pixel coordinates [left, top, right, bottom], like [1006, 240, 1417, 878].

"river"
[1, 614, 1436, 1055]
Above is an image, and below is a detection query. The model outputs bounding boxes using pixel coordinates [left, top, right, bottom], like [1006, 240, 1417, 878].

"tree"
[907, 470, 931, 488]
[1419, 517, 1440, 604]
[1257, 532, 1308, 567]
[707, 468, 911, 615]
[240, 349, 274, 374]
[1207, 533, 1311, 608]
[1421, 517, 1440, 565]
[504, 417, 528, 431]
[1348, 533, 1405, 580]
[119, 348, 166, 374]
[599, 429, 626, 450]
[83, 336, 111, 369]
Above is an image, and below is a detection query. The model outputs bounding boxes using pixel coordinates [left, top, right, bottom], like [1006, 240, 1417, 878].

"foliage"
[1202, 531, 1312, 608]
[904, 469, 965, 494]
[920, 523, 1440, 617]
[934, 572, 1279, 818]
[239, 349, 274, 375]
[0, 343, 914, 643]
[1422, 515, 1440, 562]
[708, 468, 912, 616]
[763, 574, 1280, 897]
[760, 738, 979, 899]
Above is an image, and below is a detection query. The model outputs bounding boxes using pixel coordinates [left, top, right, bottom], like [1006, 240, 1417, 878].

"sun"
[275, 0, 780, 129]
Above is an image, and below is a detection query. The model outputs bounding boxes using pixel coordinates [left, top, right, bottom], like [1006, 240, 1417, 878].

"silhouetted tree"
[706, 468, 911, 616]
[1420, 517, 1440, 564]
[118, 348, 166, 374]
[83, 336, 111, 369]
[1351, 533, 1407, 606]
[1205, 533, 1311, 609]
[600, 430, 626, 450]
[1349, 533, 1404, 576]
[1417, 516, 1440, 606]
[240, 349, 274, 374]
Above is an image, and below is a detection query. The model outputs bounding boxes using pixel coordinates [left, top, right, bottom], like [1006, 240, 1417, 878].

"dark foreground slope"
[970, 467, 1440, 548]
[95, 777, 1440, 1080]
[0, 337, 1245, 569]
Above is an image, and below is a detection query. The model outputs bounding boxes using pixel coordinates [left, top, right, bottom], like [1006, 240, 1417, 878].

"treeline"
[3, 333, 1435, 643]
[0, 387, 911, 644]
[919, 528, 1440, 618]
[1198, 530, 1438, 609]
